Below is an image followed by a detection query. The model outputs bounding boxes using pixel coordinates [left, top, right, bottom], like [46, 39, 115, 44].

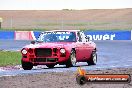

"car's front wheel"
[87, 51, 97, 65]
[46, 65, 55, 68]
[22, 61, 33, 70]
[66, 50, 76, 67]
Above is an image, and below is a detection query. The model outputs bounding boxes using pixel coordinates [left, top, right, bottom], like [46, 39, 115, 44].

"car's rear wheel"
[66, 50, 76, 67]
[46, 65, 55, 68]
[87, 51, 97, 65]
[22, 61, 33, 70]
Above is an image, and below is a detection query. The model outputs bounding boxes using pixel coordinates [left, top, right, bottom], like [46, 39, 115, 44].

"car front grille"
[35, 48, 52, 57]
[31, 58, 58, 62]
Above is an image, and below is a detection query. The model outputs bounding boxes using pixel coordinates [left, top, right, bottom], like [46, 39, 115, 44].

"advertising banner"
[0, 31, 14, 39]
[84, 30, 131, 40]
[0, 30, 131, 40]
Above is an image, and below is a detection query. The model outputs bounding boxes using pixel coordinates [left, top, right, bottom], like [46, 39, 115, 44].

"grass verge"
[1, 22, 132, 31]
[0, 28, 131, 31]
[0, 51, 21, 66]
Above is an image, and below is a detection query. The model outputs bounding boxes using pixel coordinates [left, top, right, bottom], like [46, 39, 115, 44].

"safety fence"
[0, 30, 131, 40]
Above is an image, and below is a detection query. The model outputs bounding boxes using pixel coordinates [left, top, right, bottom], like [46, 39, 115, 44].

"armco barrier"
[0, 31, 14, 39]
[33, 31, 41, 40]
[131, 30, 132, 40]
[0, 31, 36, 40]
[0, 30, 131, 40]
[33, 30, 131, 40]
[15, 31, 36, 40]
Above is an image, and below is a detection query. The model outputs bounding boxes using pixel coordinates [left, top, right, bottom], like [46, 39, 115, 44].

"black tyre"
[66, 50, 76, 67]
[76, 75, 86, 85]
[87, 51, 97, 65]
[46, 65, 55, 68]
[22, 61, 33, 70]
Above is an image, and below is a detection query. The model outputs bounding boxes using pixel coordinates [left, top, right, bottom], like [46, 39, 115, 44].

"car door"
[75, 32, 88, 61]
[84, 41, 93, 59]
[80, 32, 93, 60]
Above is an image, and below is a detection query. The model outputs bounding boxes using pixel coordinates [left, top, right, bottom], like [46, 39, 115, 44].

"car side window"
[77, 32, 88, 42]
[81, 32, 87, 42]
[77, 32, 82, 42]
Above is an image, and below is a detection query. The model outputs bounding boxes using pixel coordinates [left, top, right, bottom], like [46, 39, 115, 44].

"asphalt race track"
[0, 40, 132, 76]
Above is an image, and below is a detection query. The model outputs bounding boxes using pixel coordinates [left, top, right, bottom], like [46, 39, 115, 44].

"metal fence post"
[0, 17, 3, 29]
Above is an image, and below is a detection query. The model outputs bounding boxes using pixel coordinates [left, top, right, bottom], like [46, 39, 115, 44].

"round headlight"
[22, 49, 27, 54]
[60, 49, 66, 54]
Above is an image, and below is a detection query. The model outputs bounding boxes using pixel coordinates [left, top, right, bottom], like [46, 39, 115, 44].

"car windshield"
[37, 31, 76, 42]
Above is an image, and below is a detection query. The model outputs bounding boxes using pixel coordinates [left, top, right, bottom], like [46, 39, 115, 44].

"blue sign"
[0, 31, 14, 39]
[84, 30, 131, 40]
[34, 31, 41, 40]
[0, 30, 128, 40]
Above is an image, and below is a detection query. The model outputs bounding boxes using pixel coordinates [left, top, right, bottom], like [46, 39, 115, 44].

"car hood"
[24, 42, 75, 49]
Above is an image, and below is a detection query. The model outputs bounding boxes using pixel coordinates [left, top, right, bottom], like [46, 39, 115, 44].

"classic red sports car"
[21, 30, 97, 70]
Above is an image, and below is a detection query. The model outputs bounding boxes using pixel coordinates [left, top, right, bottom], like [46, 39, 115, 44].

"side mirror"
[31, 41, 35, 44]
[85, 36, 90, 42]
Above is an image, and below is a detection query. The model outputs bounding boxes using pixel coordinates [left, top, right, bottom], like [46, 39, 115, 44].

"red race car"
[21, 30, 97, 70]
